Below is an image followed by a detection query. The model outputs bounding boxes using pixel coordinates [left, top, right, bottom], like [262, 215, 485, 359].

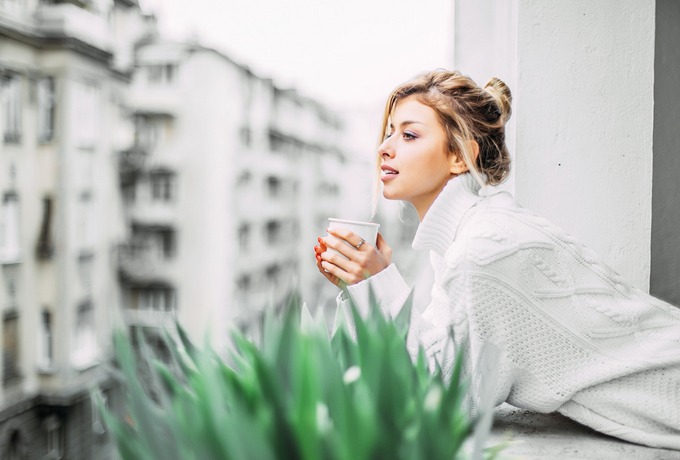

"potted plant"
[96, 292, 503, 460]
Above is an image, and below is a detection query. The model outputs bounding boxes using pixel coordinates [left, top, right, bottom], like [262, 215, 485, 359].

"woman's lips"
[381, 165, 398, 181]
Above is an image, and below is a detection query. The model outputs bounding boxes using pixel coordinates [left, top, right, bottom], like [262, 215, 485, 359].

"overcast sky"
[137, 0, 454, 112]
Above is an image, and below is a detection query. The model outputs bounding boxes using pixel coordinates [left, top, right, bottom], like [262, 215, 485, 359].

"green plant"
[96, 292, 503, 460]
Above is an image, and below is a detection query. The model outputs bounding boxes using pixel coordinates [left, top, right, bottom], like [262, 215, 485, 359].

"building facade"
[120, 39, 354, 351]
[0, 0, 362, 456]
[0, 0, 155, 458]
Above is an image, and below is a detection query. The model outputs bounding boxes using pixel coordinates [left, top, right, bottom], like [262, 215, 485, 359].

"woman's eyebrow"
[389, 120, 424, 129]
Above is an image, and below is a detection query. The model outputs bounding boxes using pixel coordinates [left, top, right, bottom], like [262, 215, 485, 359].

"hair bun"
[484, 77, 512, 124]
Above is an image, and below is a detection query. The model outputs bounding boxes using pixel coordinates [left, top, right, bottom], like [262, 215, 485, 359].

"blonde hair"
[373, 70, 512, 214]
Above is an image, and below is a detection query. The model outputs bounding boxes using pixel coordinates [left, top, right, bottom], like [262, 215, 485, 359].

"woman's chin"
[382, 190, 405, 202]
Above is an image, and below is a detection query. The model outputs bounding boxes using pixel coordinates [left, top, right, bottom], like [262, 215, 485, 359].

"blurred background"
[0, 0, 677, 458]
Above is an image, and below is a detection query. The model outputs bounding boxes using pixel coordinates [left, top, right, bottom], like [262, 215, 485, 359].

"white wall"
[454, 0, 656, 291]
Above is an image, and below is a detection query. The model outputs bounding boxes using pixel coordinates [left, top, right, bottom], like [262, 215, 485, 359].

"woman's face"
[378, 96, 456, 219]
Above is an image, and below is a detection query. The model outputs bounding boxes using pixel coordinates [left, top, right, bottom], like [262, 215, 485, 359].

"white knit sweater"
[337, 173, 680, 450]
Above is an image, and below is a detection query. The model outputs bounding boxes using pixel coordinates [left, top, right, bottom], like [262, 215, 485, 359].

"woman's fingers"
[315, 230, 387, 287]
[316, 251, 344, 286]
[317, 255, 347, 287]
[327, 227, 364, 248]
[320, 260, 353, 286]
[375, 232, 392, 264]
[323, 235, 356, 260]
[319, 246, 355, 273]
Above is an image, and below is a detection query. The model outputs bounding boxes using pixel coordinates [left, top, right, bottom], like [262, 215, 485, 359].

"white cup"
[327, 218, 380, 260]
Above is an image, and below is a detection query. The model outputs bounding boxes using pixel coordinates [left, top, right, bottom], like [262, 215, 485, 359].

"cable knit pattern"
[336, 173, 680, 450]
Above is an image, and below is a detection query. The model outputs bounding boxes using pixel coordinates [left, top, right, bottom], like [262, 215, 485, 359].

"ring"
[356, 238, 366, 250]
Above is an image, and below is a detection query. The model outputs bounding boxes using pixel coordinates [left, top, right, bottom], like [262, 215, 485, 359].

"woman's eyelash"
[385, 131, 417, 140]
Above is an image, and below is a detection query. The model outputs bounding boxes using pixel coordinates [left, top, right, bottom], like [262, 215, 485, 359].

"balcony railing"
[118, 241, 174, 282]
[36, 3, 113, 52]
[119, 146, 149, 176]
[124, 309, 176, 328]
[126, 86, 180, 116]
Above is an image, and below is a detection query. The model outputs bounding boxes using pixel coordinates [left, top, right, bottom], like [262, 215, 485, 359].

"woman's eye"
[403, 132, 416, 140]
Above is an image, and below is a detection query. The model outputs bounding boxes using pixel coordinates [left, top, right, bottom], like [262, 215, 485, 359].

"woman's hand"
[314, 229, 391, 288]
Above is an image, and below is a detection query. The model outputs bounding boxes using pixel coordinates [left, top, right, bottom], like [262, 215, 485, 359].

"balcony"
[35, 3, 114, 53]
[118, 240, 175, 283]
[119, 146, 149, 177]
[124, 309, 175, 328]
[125, 86, 180, 116]
[127, 200, 176, 226]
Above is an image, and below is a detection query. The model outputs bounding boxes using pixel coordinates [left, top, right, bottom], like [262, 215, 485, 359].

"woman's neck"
[411, 179, 455, 221]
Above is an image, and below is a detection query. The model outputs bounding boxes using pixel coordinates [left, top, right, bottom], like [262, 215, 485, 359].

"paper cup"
[327, 218, 380, 260]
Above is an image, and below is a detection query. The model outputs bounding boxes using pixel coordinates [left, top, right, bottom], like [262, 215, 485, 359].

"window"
[44, 415, 62, 459]
[5, 271, 17, 306]
[132, 287, 174, 312]
[238, 223, 250, 250]
[77, 192, 95, 249]
[38, 77, 55, 142]
[72, 301, 97, 368]
[239, 126, 251, 148]
[134, 115, 165, 152]
[0, 193, 21, 263]
[159, 230, 175, 258]
[236, 274, 251, 293]
[148, 65, 163, 83]
[36, 197, 54, 259]
[266, 176, 282, 197]
[78, 255, 94, 294]
[5, 430, 23, 460]
[165, 64, 175, 83]
[265, 264, 281, 286]
[73, 81, 99, 149]
[150, 172, 174, 202]
[236, 170, 251, 187]
[37, 309, 54, 370]
[317, 183, 339, 196]
[3, 310, 20, 386]
[130, 225, 175, 260]
[147, 64, 176, 84]
[265, 220, 281, 245]
[2, 74, 22, 143]
[121, 183, 136, 203]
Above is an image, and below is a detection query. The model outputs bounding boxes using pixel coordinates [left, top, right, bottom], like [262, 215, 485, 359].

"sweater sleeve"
[333, 263, 456, 379]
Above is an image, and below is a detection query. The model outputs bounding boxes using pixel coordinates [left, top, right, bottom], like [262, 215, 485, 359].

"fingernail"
[314, 245, 318, 251]
[317, 237, 323, 243]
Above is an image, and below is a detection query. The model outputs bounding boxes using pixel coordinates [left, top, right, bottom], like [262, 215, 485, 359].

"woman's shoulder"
[445, 192, 600, 274]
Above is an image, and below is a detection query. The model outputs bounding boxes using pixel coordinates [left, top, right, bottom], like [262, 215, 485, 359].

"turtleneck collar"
[412, 173, 485, 257]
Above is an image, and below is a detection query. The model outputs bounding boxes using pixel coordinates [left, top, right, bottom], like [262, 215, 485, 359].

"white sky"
[137, 0, 454, 112]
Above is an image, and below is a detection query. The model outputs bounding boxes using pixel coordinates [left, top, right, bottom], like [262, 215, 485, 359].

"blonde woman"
[314, 70, 680, 450]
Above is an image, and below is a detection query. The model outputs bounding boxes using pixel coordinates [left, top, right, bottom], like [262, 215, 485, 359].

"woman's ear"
[449, 140, 479, 175]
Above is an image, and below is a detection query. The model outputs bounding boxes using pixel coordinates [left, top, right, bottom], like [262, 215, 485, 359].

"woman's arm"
[314, 229, 455, 377]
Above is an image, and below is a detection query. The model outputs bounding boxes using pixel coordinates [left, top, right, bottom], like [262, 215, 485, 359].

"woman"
[313, 70, 680, 450]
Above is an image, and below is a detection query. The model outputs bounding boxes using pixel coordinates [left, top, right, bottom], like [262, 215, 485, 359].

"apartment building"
[120, 39, 355, 352]
[0, 0, 155, 458]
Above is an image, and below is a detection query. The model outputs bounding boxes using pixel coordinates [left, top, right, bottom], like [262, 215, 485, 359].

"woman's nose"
[378, 138, 394, 158]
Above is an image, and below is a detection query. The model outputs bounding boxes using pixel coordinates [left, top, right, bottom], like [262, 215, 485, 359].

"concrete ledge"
[489, 403, 680, 460]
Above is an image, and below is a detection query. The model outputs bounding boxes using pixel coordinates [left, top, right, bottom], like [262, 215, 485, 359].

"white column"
[454, 0, 656, 291]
